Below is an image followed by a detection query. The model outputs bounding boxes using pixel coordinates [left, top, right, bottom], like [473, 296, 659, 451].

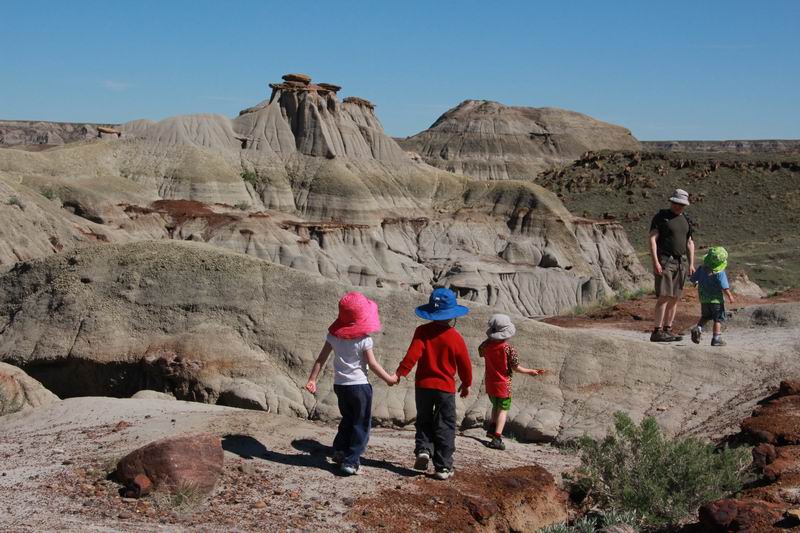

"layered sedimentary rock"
[398, 99, 641, 180]
[0, 75, 648, 316]
[0, 120, 114, 148]
[1, 241, 798, 442]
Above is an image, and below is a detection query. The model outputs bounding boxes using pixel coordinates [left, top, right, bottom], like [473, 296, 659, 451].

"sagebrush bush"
[571, 412, 750, 530]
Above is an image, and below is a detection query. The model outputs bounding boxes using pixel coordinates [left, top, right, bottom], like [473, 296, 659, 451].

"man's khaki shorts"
[655, 256, 686, 298]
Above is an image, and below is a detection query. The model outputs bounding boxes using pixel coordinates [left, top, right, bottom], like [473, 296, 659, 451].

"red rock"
[116, 433, 223, 496]
[753, 443, 777, 468]
[465, 496, 498, 524]
[699, 498, 785, 532]
[779, 380, 800, 397]
[113, 420, 131, 432]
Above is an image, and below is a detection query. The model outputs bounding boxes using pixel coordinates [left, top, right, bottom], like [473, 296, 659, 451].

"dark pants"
[415, 388, 457, 470]
[332, 384, 372, 467]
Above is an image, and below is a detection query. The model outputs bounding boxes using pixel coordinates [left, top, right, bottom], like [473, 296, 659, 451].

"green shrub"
[537, 510, 639, 532]
[240, 169, 259, 185]
[234, 201, 250, 211]
[6, 196, 24, 210]
[570, 412, 750, 530]
[41, 188, 59, 201]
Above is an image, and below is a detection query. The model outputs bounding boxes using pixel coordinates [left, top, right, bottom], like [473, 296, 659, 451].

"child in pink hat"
[305, 292, 398, 475]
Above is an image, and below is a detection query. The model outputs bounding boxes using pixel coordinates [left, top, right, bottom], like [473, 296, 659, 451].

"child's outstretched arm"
[513, 364, 547, 377]
[723, 288, 736, 304]
[305, 342, 333, 394]
[364, 347, 399, 386]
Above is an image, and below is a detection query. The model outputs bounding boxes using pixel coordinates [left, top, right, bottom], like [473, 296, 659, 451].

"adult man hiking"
[649, 189, 695, 342]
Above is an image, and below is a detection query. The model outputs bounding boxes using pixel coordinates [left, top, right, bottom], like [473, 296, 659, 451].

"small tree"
[572, 412, 750, 530]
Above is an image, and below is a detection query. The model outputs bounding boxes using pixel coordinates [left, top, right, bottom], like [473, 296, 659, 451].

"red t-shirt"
[396, 322, 472, 393]
[479, 339, 519, 398]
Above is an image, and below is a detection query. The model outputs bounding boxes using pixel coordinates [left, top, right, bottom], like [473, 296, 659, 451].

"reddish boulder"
[116, 433, 223, 496]
[779, 380, 800, 397]
[282, 73, 311, 84]
[741, 395, 800, 444]
[752, 443, 777, 468]
[699, 498, 785, 532]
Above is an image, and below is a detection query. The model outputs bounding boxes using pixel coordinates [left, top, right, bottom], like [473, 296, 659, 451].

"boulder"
[0, 362, 58, 415]
[699, 498, 785, 532]
[281, 73, 311, 84]
[730, 271, 766, 299]
[131, 390, 176, 401]
[116, 433, 224, 496]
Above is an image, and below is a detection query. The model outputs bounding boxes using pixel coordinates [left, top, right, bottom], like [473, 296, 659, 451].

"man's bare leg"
[665, 296, 679, 329]
[654, 296, 670, 329]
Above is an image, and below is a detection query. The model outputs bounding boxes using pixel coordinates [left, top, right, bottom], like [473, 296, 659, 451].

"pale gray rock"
[1, 241, 797, 442]
[0, 362, 59, 415]
[131, 390, 176, 401]
[398, 99, 641, 180]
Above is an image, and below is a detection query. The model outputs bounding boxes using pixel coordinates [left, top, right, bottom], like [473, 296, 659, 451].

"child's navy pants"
[332, 383, 373, 467]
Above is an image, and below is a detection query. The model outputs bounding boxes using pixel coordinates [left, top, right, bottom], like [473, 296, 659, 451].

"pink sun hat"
[328, 292, 382, 339]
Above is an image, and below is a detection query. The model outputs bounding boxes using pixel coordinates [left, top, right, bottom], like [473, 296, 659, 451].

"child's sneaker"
[711, 337, 726, 347]
[433, 467, 454, 480]
[413, 451, 430, 471]
[340, 464, 359, 476]
[691, 326, 702, 344]
[487, 436, 506, 450]
[331, 450, 345, 464]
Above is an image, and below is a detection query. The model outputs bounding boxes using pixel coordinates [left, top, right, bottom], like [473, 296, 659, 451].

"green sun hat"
[703, 246, 728, 273]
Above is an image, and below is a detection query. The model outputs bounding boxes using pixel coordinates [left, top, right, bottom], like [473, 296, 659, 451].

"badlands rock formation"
[0, 74, 648, 317]
[0, 120, 114, 148]
[0, 362, 59, 415]
[397, 99, 640, 180]
[2, 240, 798, 442]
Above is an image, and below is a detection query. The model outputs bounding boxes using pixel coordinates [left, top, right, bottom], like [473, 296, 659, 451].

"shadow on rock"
[222, 434, 418, 477]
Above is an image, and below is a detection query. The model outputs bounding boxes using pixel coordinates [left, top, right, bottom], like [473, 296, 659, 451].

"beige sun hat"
[487, 314, 516, 340]
[669, 188, 690, 205]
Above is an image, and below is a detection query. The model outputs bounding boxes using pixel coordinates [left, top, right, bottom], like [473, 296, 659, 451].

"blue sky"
[1, 1, 798, 140]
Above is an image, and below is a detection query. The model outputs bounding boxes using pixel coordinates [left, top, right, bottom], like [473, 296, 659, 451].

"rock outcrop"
[0, 75, 650, 317]
[0, 362, 59, 415]
[115, 433, 224, 496]
[643, 139, 800, 155]
[397, 100, 640, 180]
[1, 241, 798, 442]
[0, 120, 115, 148]
[698, 380, 800, 532]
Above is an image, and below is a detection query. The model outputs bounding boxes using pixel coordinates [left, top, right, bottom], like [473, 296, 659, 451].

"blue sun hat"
[415, 287, 470, 321]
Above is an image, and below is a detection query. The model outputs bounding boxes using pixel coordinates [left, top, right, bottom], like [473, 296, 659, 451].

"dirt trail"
[0, 398, 576, 532]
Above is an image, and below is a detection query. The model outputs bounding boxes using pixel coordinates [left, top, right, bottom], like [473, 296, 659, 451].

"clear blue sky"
[2, 1, 798, 140]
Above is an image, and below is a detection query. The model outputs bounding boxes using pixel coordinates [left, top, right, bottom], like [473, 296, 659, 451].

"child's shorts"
[489, 395, 512, 411]
[701, 302, 726, 322]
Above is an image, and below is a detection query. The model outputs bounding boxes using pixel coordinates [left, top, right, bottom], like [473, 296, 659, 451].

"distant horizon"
[2, 1, 798, 141]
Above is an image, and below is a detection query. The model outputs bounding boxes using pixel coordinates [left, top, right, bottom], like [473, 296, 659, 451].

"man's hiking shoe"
[664, 327, 684, 341]
[413, 451, 430, 471]
[487, 436, 506, 450]
[691, 326, 702, 344]
[433, 468, 454, 480]
[340, 464, 359, 476]
[650, 329, 673, 342]
[331, 451, 345, 464]
[711, 337, 726, 347]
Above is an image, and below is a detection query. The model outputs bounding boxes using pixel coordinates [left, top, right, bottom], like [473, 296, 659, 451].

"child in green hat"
[689, 246, 736, 346]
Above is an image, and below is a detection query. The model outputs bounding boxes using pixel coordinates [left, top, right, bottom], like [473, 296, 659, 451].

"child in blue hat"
[394, 287, 472, 480]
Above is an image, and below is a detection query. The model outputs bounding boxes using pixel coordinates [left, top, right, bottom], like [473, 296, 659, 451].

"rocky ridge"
[0, 74, 649, 317]
[397, 99, 640, 180]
